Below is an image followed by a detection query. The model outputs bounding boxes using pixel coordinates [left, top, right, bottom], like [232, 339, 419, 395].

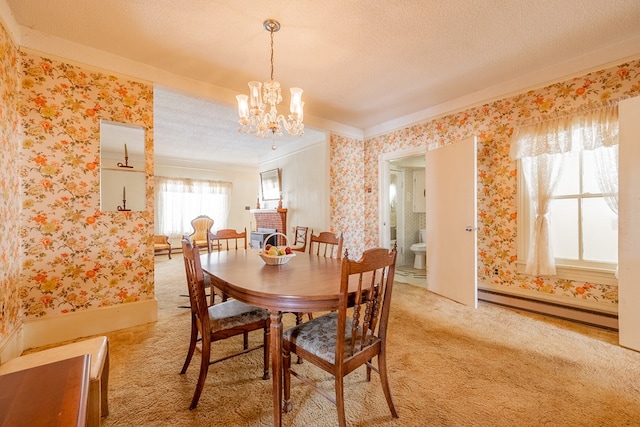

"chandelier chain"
[270, 26, 275, 81]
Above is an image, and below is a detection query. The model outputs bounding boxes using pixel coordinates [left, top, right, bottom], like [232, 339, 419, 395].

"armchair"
[189, 215, 214, 253]
[153, 234, 172, 259]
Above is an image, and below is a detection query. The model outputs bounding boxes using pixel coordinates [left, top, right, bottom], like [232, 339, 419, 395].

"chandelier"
[236, 19, 304, 146]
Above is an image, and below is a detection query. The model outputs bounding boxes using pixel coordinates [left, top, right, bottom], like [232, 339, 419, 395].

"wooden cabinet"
[0, 355, 90, 426]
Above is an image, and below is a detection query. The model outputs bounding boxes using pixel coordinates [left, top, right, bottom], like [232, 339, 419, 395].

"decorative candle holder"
[118, 143, 133, 168]
[117, 199, 131, 211]
[117, 157, 134, 168]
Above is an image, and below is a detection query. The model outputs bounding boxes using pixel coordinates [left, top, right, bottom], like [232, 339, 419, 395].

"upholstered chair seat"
[284, 312, 376, 364]
[208, 300, 269, 331]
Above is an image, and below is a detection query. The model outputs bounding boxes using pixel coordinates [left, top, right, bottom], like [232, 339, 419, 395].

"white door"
[425, 137, 478, 307]
[618, 96, 640, 351]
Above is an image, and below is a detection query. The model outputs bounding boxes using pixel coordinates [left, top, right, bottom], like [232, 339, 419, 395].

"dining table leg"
[269, 310, 283, 427]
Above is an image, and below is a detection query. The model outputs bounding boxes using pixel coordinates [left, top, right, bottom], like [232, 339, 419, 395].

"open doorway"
[379, 149, 426, 287]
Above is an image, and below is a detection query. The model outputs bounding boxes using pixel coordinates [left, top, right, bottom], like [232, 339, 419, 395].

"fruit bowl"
[259, 250, 295, 265]
[258, 233, 295, 265]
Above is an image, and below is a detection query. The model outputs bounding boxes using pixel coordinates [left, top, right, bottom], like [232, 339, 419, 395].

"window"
[511, 105, 618, 284]
[518, 147, 618, 283]
[155, 177, 232, 237]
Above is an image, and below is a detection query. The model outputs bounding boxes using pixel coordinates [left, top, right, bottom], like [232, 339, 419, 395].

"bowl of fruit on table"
[259, 233, 296, 265]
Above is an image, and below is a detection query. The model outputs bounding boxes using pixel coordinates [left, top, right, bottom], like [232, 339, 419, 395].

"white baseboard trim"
[22, 298, 158, 349]
[478, 288, 618, 330]
[0, 326, 24, 363]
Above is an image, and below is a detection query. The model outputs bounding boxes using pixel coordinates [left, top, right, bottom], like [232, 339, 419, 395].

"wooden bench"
[0, 336, 109, 427]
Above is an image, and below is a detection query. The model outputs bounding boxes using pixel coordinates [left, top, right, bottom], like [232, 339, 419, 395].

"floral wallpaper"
[353, 59, 640, 308]
[19, 52, 155, 318]
[329, 133, 365, 258]
[0, 22, 21, 343]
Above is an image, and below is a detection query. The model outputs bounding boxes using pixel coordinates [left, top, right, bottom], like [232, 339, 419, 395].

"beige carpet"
[93, 255, 640, 426]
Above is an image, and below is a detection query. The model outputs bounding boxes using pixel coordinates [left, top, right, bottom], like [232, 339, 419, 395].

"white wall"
[260, 139, 331, 243]
[154, 164, 259, 240]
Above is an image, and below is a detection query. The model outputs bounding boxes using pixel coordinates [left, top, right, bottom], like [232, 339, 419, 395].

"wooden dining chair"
[189, 215, 214, 253]
[178, 234, 213, 309]
[308, 230, 344, 259]
[209, 227, 247, 251]
[292, 230, 344, 331]
[207, 228, 247, 303]
[180, 238, 270, 410]
[291, 226, 309, 252]
[282, 246, 399, 427]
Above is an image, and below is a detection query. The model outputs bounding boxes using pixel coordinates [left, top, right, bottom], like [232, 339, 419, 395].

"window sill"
[515, 261, 618, 286]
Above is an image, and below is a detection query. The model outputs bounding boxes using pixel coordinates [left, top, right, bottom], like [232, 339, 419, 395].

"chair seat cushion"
[208, 300, 269, 332]
[284, 312, 376, 364]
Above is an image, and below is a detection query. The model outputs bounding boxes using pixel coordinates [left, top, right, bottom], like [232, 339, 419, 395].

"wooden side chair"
[189, 215, 214, 253]
[153, 234, 172, 259]
[180, 238, 270, 410]
[207, 228, 247, 303]
[209, 228, 247, 251]
[291, 226, 309, 252]
[308, 230, 344, 259]
[283, 246, 399, 427]
[292, 230, 344, 331]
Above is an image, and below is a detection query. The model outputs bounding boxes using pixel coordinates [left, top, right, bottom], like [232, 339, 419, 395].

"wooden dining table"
[200, 248, 345, 427]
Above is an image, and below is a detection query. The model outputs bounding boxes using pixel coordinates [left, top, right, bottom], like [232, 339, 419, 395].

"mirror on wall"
[260, 168, 281, 201]
[100, 120, 146, 211]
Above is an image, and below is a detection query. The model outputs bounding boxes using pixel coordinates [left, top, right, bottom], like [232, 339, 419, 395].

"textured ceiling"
[6, 0, 640, 168]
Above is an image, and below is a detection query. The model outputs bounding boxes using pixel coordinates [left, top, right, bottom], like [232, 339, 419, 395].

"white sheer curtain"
[155, 177, 232, 237]
[520, 154, 565, 276]
[593, 144, 619, 215]
[511, 105, 619, 276]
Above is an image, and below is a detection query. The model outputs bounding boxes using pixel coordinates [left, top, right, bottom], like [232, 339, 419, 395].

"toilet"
[410, 229, 427, 269]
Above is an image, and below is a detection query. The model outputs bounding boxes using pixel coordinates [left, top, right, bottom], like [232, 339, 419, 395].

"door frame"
[378, 147, 427, 252]
[389, 166, 406, 265]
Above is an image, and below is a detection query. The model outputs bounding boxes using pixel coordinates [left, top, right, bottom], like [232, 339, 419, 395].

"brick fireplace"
[251, 208, 287, 246]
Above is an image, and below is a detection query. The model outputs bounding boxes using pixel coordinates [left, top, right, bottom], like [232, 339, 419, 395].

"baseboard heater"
[478, 288, 619, 330]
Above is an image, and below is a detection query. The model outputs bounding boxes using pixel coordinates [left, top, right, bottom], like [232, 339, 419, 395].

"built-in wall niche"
[100, 120, 146, 211]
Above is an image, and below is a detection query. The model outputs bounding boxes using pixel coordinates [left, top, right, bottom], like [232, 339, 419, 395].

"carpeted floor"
[95, 254, 640, 426]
